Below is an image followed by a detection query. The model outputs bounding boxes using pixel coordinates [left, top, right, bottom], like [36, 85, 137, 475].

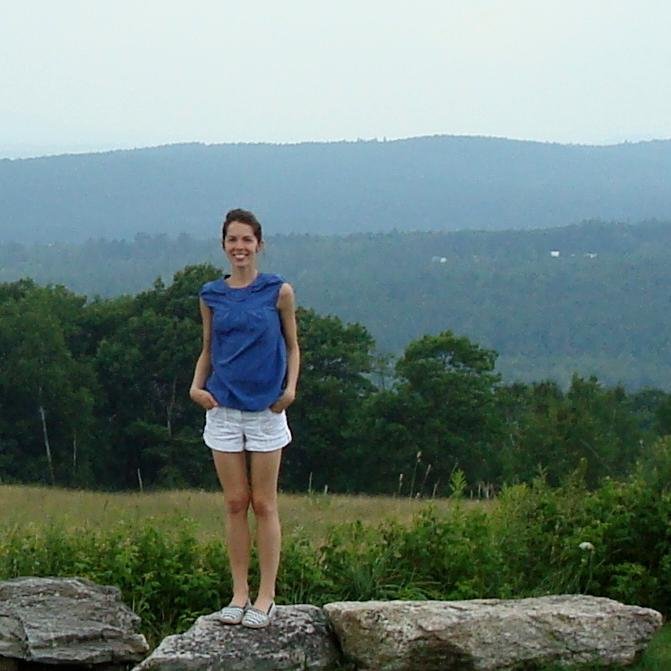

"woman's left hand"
[270, 389, 296, 413]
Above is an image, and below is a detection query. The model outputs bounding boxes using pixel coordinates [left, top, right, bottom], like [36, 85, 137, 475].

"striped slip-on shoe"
[214, 599, 250, 625]
[241, 601, 276, 629]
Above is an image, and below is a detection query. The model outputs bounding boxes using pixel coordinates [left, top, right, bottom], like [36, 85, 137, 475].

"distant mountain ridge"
[1, 135, 671, 243]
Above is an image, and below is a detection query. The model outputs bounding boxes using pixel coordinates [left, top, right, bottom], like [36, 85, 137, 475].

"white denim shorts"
[203, 405, 292, 453]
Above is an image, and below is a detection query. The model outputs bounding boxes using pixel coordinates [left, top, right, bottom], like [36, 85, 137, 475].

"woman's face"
[223, 221, 261, 270]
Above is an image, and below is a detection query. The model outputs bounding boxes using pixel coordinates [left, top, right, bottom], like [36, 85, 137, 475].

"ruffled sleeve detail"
[250, 273, 285, 293]
[199, 278, 227, 308]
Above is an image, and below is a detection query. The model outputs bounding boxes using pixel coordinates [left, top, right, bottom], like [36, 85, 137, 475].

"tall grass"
[0, 484, 462, 540]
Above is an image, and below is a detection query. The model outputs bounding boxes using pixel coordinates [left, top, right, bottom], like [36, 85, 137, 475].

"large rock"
[324, 595, 663, 670]
[0, 576, 149, 668]
[134, 605, 341, 671]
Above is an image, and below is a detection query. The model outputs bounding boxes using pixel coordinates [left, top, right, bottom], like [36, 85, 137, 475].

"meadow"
[0, 483, 668, 670]
[0, 485, 460, 540]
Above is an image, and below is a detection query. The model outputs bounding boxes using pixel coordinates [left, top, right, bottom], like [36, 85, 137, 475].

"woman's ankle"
[231, 588, 249, 605]
[253, 593, 275, 611]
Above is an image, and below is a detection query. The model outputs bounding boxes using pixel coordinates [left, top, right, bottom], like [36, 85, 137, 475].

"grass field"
[0, 484, 463, 540]
[1, 484, 667, 669]
[634, 624, 671, 670]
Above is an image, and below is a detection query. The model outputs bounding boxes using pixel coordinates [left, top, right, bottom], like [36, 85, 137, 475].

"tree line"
[3, 220, 671, 389]
[1, 264, 670, 494]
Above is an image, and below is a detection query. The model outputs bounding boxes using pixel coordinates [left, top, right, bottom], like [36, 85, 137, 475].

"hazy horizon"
[3, 132, 671, 162]
[3, 1, 671, 160]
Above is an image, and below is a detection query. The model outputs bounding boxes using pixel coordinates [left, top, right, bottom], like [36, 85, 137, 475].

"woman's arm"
[189, 297, 219, 409]
[271, 283, 300, 412]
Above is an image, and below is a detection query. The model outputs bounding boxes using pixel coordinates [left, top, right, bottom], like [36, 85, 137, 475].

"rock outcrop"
[324, 595, 663, 670]
[0, 576, 149, 669]
[134, 604, 341, 671]
[1, 579, 664, 671]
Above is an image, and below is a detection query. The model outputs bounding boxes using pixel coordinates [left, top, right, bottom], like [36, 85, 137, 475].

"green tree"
[0, 284, 97, 486]
[92, 265, 219, 488]
[503, 376, 644, 487]
[356, 331, 504, 494]
[655, 395, 671, 436]
[281, 308, 375, 491]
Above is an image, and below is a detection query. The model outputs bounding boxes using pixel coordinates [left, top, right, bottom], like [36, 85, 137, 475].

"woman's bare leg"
[249, 448, 283, 611]
[212, 450, 251, 606]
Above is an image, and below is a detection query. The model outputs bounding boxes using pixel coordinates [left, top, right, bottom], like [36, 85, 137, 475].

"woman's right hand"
[189, 388, 219, 410]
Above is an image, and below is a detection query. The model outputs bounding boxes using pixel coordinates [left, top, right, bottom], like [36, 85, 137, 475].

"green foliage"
[655, 397, 671, 435]
[280, 307, 375, 491]
[0, 262, 664, 493]
[500, 376, 647, 487]
[1, 473, 668, 646]
[631, 624, 671, 671]
[0, 517, 228, 644]
[0, 266, 220, 490]
[636, 436, 671, 492]
[447, 468, 467, 499]
[352, 332, 505, 493]
[0, 284, 98, 486]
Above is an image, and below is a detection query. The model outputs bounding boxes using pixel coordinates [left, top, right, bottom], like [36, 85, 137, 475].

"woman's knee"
[225, 493, 251, 515]
[250, 493, 278, 518]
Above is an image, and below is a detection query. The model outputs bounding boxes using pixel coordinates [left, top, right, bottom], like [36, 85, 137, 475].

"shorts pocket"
[260, 408, 284, 435]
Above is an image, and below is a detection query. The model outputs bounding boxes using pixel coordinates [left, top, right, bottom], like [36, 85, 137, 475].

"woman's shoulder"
[259, 272, 286, 285]
[199, 277, 225, 295]
[252, 273, 290, 292]
[277, 281, 295, 309]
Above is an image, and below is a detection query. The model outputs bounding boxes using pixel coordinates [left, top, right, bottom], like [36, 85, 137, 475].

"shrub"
[1, 471, 668, 643]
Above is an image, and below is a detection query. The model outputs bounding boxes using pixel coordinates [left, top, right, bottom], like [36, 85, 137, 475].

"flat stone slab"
[324, 595, 663, 670]
[134, 604, 341, 671]
[0, 576, 149, 667]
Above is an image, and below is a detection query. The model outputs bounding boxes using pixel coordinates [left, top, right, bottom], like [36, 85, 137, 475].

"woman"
[190, 208, 299, 629]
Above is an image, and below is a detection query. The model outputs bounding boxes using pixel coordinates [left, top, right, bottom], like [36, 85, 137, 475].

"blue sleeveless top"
[200, 273, 287, 411]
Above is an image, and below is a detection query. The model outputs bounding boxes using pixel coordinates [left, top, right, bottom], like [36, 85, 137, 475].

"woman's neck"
[226, 267, 259, 288]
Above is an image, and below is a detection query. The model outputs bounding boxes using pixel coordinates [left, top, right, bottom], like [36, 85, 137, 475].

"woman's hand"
[190, 387, 219, 410]
[270, 389, 296, 413]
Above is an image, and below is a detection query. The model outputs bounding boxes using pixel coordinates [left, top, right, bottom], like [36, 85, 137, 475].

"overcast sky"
[2, 0, 670, 158]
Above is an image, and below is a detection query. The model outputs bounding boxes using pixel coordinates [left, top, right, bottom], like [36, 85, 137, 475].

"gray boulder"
[0, 576, 149, 668]
[324, 595, 663, 670]
[134, 605, 341, 671]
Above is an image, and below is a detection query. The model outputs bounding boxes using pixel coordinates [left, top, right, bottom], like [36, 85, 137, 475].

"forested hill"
[2, 136, 671, 243]
[3, 219, 671, 389]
